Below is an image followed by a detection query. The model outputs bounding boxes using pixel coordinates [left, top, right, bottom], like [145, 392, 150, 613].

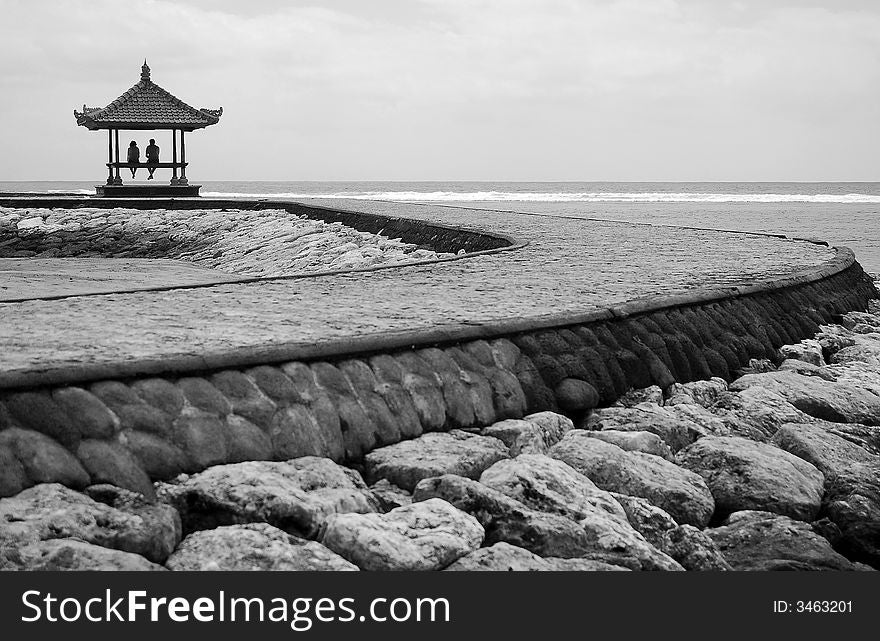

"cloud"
[0, 0, 878, 180]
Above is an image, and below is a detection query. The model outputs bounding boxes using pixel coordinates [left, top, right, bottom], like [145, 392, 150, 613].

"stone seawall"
[1, 249, 875, 499]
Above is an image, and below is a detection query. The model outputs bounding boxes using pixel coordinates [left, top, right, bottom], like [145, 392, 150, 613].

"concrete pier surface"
[0, 197, 841, 386]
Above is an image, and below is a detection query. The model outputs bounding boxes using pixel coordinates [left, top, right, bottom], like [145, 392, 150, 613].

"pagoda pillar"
[179, 130, 188, 185]
[113, 129, 122, 185]
[171, 129, 179, 185]
[107, 129, 113, 185]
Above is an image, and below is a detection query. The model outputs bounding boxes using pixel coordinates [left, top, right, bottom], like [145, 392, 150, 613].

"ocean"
[3, 181, 880, 271]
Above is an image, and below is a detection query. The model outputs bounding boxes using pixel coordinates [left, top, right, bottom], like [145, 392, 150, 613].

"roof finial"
[141, 59, 151, 81]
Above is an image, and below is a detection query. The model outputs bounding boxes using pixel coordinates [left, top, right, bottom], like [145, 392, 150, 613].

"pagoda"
[75, 61, 222, 197]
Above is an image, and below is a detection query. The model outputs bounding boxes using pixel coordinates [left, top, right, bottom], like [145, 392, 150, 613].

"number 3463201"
[773, 601, 853, 614]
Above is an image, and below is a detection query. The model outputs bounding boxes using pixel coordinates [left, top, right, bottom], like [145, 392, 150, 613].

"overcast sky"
[0, 0, 878, 181]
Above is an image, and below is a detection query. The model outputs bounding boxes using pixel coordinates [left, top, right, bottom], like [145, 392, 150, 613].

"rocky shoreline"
[0, 206, 457, 277]
[2, 300, 879, 571]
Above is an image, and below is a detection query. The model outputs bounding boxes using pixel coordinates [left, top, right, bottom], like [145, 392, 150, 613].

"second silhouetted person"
[146, 138, 160, 180]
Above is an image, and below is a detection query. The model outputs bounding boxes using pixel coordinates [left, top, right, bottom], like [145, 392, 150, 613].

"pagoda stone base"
[95, 184, 201, 198]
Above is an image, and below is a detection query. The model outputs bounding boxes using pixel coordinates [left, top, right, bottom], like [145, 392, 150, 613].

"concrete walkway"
[0, 199, 834, 386]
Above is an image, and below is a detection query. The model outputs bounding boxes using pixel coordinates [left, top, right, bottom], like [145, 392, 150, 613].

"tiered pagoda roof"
[74, 61, 222, 131]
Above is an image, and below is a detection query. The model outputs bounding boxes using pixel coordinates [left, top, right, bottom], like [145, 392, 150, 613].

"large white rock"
[771, 423, 876, 478]
[575, 510, 683, 571]
[814, 324, 856, 358]
[443, 542, 556, 571]
[612, 386, 664, 407]
[412, 475, 682, 571]
[481, 413, 570, 456]
[479, 454, 627, 524]
[778, 339, 825, 366]
[777, 359, 836, 380]
[821, 464, 880, 568]
[320, 498, 484, 570]
[830, 341, 880, 367]
[664, 378, 728, 408]
[706, 511, 860, 571]
[676, 436, 824, 522]
[363, 430, 509, 491]
[522, 412, 575, 439]
[829, 360, 880, 398]
[480, 419, 548, 456]
[707, 386, 819, 441]
[1, 538, 165, 571]
[841, 310, 880, 332]
[664, 403, 733, 438]
[0, 483, 180, 563]
[585, 403, 707, 452]
[823, 318, 880, 366]
[17, 217, 44, 230]
[550, 431, 715, 527]
[658, 525, 731, 571]
[772, 424, 880, 567]
[412, 474, 602, 559]
[730, 370, 880, 425]
[584, 429, 674, 460]
[156, 457, 378, 538]
[166, 523, 358, 571]
[610, 493, 677, 545]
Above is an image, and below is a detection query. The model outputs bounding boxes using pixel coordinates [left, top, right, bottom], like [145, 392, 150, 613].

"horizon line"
[3, 179, 880, 185]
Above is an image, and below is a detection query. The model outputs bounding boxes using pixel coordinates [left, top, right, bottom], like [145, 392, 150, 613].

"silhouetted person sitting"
[145, 138, 160, 180]
[127, 141, 140, 178]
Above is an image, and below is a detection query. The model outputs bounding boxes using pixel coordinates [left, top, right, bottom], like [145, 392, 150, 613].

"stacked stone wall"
[0, 198, 515, 256]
